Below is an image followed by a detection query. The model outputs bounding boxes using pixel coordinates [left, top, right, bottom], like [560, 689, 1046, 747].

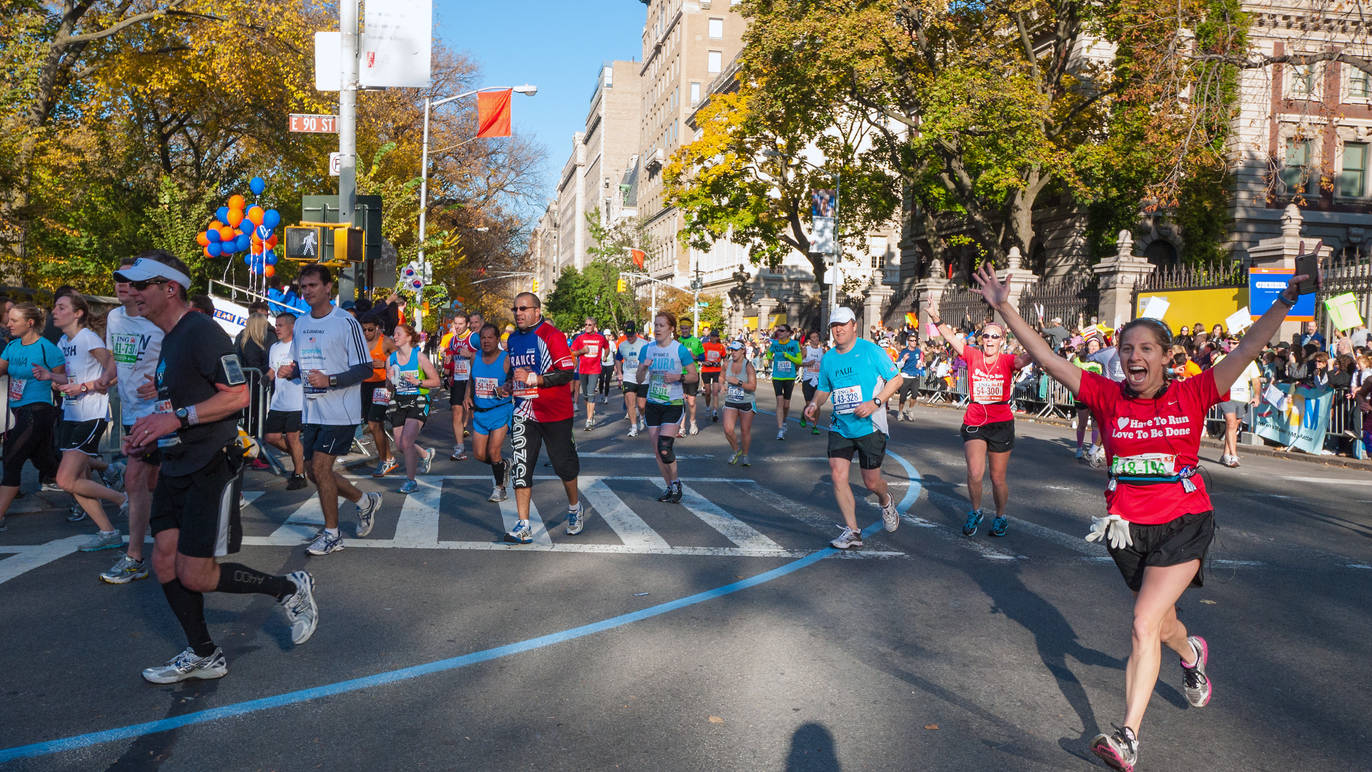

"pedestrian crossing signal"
[284, 226, 323, 261]
[333, 226, 363, 263]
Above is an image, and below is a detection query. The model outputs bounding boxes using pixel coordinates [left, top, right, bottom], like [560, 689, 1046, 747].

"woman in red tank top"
[970, 257, 1315, 772]
[929, 308, 1031, 539]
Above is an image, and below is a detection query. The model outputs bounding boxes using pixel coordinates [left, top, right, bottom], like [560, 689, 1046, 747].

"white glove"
[525, 371, 539, 386]
[1085, 515, 1133, 550]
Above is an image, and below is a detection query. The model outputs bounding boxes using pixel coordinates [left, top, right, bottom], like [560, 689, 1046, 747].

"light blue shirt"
[818, 339, 900, 438]
[1, 337, 65, 407]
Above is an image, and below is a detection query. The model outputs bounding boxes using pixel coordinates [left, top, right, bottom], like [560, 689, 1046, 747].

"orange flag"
[476, 89, 512, 138]
[628, 248, 646, 269]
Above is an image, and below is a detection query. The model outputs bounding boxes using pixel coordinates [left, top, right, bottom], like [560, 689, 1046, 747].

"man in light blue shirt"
[804, 307, 904, 550]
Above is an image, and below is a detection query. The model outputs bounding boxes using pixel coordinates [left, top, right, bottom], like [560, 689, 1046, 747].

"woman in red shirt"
[928, 308, 1031, 538]
[971, 259, 1313, 772]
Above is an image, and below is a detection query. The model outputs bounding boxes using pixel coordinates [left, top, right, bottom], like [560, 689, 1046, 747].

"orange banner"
[476, 89, 512, 138]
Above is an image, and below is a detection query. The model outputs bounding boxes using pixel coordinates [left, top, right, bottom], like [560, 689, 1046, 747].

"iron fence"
[1315, 252, 1372, 341]
[1138, 262, 1247, 292]
[1020, 274, 1101, 329]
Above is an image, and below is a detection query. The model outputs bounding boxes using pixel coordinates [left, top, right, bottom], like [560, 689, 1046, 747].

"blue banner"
[1254, 383, 1333, 454]
[1249, 268, 1315, 321]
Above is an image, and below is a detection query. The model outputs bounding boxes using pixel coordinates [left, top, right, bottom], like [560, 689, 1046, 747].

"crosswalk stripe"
[677, 483, 782, 551]
[232, 535, 906, 559]
[393, 479, 442, 547]
[581, 477, 671, 550]
[498, 495, 553, 545]
[262, 498, 326, 545]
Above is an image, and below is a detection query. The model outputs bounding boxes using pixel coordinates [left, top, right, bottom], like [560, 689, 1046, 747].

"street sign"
[696, 302, 709, 308]
[289, 113, 338, 133]
[329, 152, 342, 176]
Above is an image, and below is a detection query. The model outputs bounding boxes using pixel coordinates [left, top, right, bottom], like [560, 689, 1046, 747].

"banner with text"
[1253, 382, 1333, 454]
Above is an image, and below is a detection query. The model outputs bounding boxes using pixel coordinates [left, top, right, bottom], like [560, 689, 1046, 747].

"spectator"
[190, 294, 215, 316]
[41, 286, 76, 343]
[1329, 354, 1355, 390]
[1350, 322, 1370, 349]
[1303, 351, 1331, 388]
[1298, 320, 1325, 350]
[1175, 325, 1193, 351]
[1040, 316, 1070, 351]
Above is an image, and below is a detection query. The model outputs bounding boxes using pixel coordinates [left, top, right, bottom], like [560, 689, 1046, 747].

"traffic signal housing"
[334, 226, 363, 263]
[617, 277, 627, 292]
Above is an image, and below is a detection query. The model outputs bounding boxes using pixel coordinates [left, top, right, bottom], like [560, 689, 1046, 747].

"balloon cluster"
[194, 176, 283, 277]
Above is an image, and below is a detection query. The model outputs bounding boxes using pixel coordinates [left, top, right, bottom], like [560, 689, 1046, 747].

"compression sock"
[491, 459, 507, 487]
[161, 578, 216, 657]
[216, 563, 295, 601]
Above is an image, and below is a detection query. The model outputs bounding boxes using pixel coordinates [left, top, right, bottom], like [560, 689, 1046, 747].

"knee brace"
[656, 435, 676, 465]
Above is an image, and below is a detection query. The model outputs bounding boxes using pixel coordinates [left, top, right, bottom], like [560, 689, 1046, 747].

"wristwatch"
[80, 382, 89, 393]
[175, 407, 191, 429]
[872, 397, 884, 407]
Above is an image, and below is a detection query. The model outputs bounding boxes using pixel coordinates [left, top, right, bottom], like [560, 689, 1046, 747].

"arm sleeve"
[332, 362, 376, 388]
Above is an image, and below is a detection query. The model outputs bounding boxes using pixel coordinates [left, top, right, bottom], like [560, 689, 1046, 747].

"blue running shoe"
[962, 509, 984, 537]
[990, 515, 1008, 537]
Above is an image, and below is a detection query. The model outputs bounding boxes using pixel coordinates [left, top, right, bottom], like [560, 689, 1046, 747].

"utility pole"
[691, 264, 703, 331]
[337, 0, 360, 302]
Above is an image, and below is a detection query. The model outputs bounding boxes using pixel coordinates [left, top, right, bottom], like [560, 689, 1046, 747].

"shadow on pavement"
[785, 721, 839, 771]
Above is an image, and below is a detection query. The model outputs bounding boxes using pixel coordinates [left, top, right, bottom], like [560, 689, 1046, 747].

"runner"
[968, 260, 1313, 771]
[721, 340, 757, 466]
[387, 323, 439, 494]
[677, 320, 704, 435]
[444, 315, 477, 460]
[95, 257, 166, 582]
[802, 307, 903, 549]
[615, 322, 648, 437]
[504, 292, 585, 543]
[262, 313, 308, 490]
[117, 254, 316, 683]
[636, 311, 698, 502]
[36, 292, 126, 551]
[570, 317, 609, 431]
[465, 323, 513, 502]
[700, 330, 726, 423]
[360, 314, 397, 477]
[798, 331, 825, 435]
[894, 337, 923, 421]
[276, 264, 383, 556]
[768, 324, 802, 439]
[0, 303, 64, 534]
[928, 305, 1031, 538]
[1071, 339, 1105, 462]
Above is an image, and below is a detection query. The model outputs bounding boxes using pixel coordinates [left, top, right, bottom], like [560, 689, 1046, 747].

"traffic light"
[284, 226, 324, 261]
[333, 226, 363, 263]
[531, 277, 540, 293]
[617, 277, 627, 292]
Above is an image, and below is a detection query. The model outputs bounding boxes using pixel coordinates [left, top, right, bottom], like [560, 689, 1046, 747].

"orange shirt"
[365, 335, 387, 382]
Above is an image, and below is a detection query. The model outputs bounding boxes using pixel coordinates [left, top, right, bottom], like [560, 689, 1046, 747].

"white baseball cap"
[829, 307, 857, 326]
[114, 256, 192, 290]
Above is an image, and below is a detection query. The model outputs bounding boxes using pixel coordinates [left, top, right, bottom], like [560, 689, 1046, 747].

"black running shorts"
[827, 430, 887, 470]
[622, 381, 644, 396]
[960, 419, 1015, 453]
[57, 419, 105, 456]
[448, 379, 470, 407]
[510, 416, 579, 487]
[773, 379, 796, 400]
[1108, 511, 1214, 592]
[301, 423, 355, 459]
[150, 448, 243, 559]
[644, 402, 683, 427]
[264, 409, 302, 435]
[361, 381, 390, 424]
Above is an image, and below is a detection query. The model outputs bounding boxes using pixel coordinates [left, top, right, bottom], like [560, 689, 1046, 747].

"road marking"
[583, 451, 716, 459]
[497, 495, 553, 546]
[262, 498, 325, 545]
[0, 536, 86, 585]
[392, 478, 442, 548]
[234, 536, 905, 559]
[1278, 476, 1372, 486]
[677, 483, 783, 551]
[581, 477, 671, 550]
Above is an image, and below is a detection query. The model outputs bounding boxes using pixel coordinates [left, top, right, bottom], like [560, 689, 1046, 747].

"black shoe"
[656, 488, 674, 502]
[287, 474, 308, 491]
[668, 482, 683, 504]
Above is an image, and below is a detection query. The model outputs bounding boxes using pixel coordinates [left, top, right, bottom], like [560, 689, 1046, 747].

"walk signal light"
[284, 226, 324, 261]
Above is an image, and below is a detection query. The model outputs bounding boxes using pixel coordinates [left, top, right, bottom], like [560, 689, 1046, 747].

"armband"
[1275, 292, 1296, 308]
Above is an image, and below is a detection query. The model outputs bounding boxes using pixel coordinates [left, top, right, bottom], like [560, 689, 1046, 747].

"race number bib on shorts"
[474, 376, 498, 399]
[372, 388, 392, 405]
[831, 385, 863, 414]
[726, 383, 745, 403]
[648, 374, 671, 403]
[971, 377, 1004, 403]
[1110, 453, 1177, 477]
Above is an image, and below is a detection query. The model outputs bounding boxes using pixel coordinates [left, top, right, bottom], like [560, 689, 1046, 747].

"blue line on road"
[0, 452, 922, 763]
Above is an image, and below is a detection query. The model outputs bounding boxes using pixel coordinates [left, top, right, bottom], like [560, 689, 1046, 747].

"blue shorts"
[471, 402, 513, 436]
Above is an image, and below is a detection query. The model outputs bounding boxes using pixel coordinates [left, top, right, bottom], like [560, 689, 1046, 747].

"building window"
[1281, 137, 1314, 191]
[709, 18, 724, 39]
[708, 50, 722, 73]
[690, 82, 701, 106]
[1287, 63, 1316, 99]
[1350, 66, 1372, 100]
[1339, 142, 1368, 197]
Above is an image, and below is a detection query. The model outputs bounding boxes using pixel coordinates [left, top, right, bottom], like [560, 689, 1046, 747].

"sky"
[432, 1, 648, 215]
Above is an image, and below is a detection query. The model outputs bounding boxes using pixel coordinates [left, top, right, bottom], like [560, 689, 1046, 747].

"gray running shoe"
[102, 460, 126, 492]
[355, 491, 382, 537]
[830, 525, 863, 550]
[505, 519, 533, 544]
[740, 454, 750, 467]
[565, 501, 586, 536]
[879, 494, 900, 533]
[421, 447, 436, 474]
[142, 647, 228, 684]
[67, 505, 87, 523]
[488, 485, 507, 503]
[80, 531, 123, 552]
[1090, 725, 1138, 772]
[306, 530, 344, 556]
[1181, 635, 1211, 707]
[41, 481, 62, 493]
[100, 553, 148, 584]
[399, 480, 418, 495]
[372, 458, 397, 478]
[729, 450, 742, 465]
[281, 570, 318, 645]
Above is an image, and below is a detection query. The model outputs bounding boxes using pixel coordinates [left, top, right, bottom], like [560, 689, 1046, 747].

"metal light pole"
[338, 0, 360, 302]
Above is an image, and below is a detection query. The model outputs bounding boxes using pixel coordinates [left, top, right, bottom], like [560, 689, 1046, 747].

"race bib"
[773, 360, 794, 378]
[372, 388, 392, 405]
[726, 383, 745, 403]
[452, 358, 471, 379]
[831, 384, 863, 414]
[153, 399, 181, 448]
[585, 343, 600, 358]
[474, 376, 499, 399]
[8, 378, 26, 401]
[513, 378, 539, 399]
[648, 374, 672, 403]
[395, 373, 420, 395]
[971, 376, 1004, 403]
[706, 349, 721, 364]
[1110, 453, 1177, 477]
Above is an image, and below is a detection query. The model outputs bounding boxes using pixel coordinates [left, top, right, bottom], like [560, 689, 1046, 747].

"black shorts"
[683, 380, 699, 397]
[1109, 511, 1215, 592]
[150, 448, 243, 559]
[898, 380, 920, 402]
[960, 419, 1015, 453]
[724, 402, 754, 413]
[264, 409, 302, 435]
[828, 430, 887, 470]
[3, 403, 60, 486]
[773, 379, 796, 400]
[801, 380, 818, 403]
[301, 423, 356, 459]
[392, 394, 430, 425]
[448, 379, 470, 406]
[700, 370, 720, 385]
[361, 381, 391, 424]
[579, 372, 600, 398]
[645, 402, 684, 427]
[510, 416, 579, 487]
[57, 419, 105, 456]
[622, 381, 644, 396]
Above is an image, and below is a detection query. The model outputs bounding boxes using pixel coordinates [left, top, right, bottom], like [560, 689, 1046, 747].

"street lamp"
[416, 84, 536, 326]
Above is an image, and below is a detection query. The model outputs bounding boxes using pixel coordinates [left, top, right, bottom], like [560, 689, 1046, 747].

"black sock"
[161, 578, 215, 656]
[491, 459, 507, 487]
[216, 563, 295, 601]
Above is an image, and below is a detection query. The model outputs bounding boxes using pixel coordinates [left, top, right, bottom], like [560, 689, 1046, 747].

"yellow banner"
[1134, 287, 1246, 333]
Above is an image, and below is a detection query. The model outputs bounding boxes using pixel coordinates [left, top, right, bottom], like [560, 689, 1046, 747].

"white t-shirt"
[105, 306, 163, 424]
[59, 327, 110, 422]
[801, 345, 825, 384]
[268, 340, 303, 412]
[1226, 360, 1262, 403]
[292, 307, 368, 426]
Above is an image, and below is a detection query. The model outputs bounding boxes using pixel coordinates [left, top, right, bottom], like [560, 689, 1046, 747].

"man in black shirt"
[119, 253, 318, 684]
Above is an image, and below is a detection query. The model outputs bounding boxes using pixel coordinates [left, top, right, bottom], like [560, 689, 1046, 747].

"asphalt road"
[1, 384, 1368, 771]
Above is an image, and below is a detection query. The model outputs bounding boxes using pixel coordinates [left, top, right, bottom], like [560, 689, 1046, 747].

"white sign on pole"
[314, 31, 342, 91]
[329, 152, 343, 176]
[1225, 306, 1253, 334]
[360, 0, 433, 88]
[1140, 296, 1169, 320]
[811, 216, 836, 257]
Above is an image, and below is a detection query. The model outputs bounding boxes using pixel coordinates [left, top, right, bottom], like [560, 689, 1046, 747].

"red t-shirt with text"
[963, 347, 1017, 425]
[700, 342, 726, 373]
[1078, 369, 1221, 525]
[571, 332, 609, 374]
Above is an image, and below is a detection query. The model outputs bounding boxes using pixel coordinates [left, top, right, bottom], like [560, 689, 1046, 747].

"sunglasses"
[129, 278, 170, 291]
[981, 333, 1003, 340]
[511, 305, 536, 312]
